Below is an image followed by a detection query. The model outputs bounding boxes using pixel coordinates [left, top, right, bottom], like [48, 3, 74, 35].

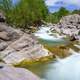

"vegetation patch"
[15, 55, 56, 67]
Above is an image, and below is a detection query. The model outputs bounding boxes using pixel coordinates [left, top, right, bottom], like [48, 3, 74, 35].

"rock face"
[0, 23, 51, 64]
[50, 14, 80, 41]
[0, 63, 40, 80]
[0, 12, 5, 22]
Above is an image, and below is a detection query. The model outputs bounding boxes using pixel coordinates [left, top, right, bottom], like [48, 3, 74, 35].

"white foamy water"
[34, 27, 66, 41]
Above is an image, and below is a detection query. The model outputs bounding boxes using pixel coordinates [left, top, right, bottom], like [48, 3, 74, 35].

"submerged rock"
[0, 63, 40, 80]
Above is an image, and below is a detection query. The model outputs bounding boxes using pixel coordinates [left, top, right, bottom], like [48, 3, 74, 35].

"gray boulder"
[0, 63, 40, 80]
[0, 42, 8, 51]
[0, 23, 51, 64]
[0, 23, 20, 41]
[50, 14, 80, 40]
[0, 32, 10, 41]
[0, 34, 50, 64]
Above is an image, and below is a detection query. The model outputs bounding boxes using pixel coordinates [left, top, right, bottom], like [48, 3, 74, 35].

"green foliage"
[57, 7, 70, 17]
[0, 0, 80, 29]
[72, 10, 80, 14]
[0, 0, 48, 29]
[0, 0, 13, 25]
[45, 13, 59, 23]
[0, 0, 12, 12]
[45, 7, 70, 23]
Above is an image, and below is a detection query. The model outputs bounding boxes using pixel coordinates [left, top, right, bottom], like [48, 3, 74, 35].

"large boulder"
[60, 14, 80, 40]
[0, 31, 10, 41]
[0, 23, 20, 41]
[0, 23, 51, 64]
[50, 14, 80, 41]
[60, 14, 80, 27]
[0, 34, 50, 64]
[0, 63, 40, 80]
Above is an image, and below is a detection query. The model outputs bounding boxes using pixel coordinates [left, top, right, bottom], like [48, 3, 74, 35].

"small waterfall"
[69, 48, 78, 55]
[55, 55, 61, 62]
[74, 44, 80, 49]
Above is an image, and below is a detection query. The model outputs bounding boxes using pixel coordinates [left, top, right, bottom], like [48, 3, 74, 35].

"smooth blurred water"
[31, 26, 80, 80]
[26, 53, 80, 80]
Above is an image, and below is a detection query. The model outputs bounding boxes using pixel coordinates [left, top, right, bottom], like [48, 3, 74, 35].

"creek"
[27, 27, 80, 80]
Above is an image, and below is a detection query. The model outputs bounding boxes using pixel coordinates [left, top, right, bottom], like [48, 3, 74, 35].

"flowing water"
[26, 53, 80, 80]
[27, 27, 80, 80]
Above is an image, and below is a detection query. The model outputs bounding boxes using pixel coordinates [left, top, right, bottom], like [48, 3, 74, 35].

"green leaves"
[72, 10, 80, 14]
[46, 7, 70, 23]
[0, 0, 12, 12]
[0, 0, 48, 29]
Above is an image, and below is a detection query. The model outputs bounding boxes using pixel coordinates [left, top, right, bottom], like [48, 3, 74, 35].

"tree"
[72, 10, 80, 14]
[57, 7, 69, 18]
[0, 0, 12, 12]
[46, 7, 70, 23]
[0, 0, 48, 29]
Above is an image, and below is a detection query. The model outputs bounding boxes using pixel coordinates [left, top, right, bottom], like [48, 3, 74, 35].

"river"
[26, 27, 80, 80]
[26, 53, 80, 80]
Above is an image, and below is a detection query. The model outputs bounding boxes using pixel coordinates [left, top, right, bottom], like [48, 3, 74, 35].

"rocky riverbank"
[0, 13, 80, 80]
[48, 14, 80, 41]
[0, 13, 48, 80]
[0, 23, 53, 65]
[0, 63, 40, 80]
[34, 14, 80, 58]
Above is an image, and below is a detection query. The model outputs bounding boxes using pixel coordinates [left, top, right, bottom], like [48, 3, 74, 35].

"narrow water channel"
[27, 27, 80, 80]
